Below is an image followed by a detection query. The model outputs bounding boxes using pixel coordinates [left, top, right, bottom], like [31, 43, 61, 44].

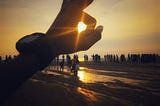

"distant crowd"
[0, 53, 160, 65]
[84, 54, 160, 63]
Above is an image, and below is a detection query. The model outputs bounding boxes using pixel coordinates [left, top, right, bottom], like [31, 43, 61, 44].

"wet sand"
[3, 62, 160, 106]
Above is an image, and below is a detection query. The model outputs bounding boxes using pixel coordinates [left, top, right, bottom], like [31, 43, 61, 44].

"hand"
[16, 0, 103, 68]
[45, 0, 103, 54]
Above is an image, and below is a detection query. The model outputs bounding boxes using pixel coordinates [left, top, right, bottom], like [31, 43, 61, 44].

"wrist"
[16, 33, 57, 70]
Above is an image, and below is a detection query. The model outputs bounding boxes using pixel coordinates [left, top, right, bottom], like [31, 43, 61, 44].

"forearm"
[0, 54, 39, 78]
[0, 54, 45, 103]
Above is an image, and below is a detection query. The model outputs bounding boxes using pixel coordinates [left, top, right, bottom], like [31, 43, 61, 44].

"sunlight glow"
[78, 58, 84, 62]
[78, 22, 87, 33]
[78, 71, 84, 81]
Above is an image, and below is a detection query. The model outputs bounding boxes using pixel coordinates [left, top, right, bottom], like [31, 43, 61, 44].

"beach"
[3, 62, 160, 106]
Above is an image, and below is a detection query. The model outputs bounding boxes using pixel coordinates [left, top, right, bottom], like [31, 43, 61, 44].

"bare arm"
[0, 54, 46, 103]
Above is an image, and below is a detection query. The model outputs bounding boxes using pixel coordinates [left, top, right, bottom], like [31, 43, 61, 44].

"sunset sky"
[0, 0, 160, 58]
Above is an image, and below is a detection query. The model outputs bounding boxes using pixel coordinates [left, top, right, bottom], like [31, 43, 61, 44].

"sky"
[0, 0, 160, 58]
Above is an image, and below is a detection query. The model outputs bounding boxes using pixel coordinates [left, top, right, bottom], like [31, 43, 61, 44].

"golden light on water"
[77, 69, 92, 83]
[77, 67, 142, 84]
[78, 58, 84, 62]
[78, 22, 87, 33]
[78, 71, 85, 81]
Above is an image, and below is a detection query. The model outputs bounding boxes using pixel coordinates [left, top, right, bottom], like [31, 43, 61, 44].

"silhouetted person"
[110, 55, 113, 62]
[66, 54, 72, 71]
[92, 54, 95, 61]
[84, 54, 88, 62]
[4, 55, 8, 63]
[106, 54, 113, 62]
[104, 55, 107, 62]
[128, 54, 131, 62]
[0, 0, 103, 103]
[60, 55, 65, 71]
[71, 55, 79, 76]
[8, 55, 12, 62]
[131, 54, 139, 62]
[71, 55, 76, 73]
[113, 55, 116, 62]
[116, 55, 119, 63]
[95, 54, 98, 62]
[120, 54, 126, 62]
[98, 55, 101, 62]
[137, 54, 141, 62]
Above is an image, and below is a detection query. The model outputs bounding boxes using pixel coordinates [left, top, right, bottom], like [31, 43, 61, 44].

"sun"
[78, 22, 87, 33]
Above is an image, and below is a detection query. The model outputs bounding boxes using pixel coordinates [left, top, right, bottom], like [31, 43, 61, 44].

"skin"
[0, 0, 103, 103]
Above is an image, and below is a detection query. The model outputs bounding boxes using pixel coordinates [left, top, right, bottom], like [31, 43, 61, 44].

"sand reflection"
[77, 87, 98, 102]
